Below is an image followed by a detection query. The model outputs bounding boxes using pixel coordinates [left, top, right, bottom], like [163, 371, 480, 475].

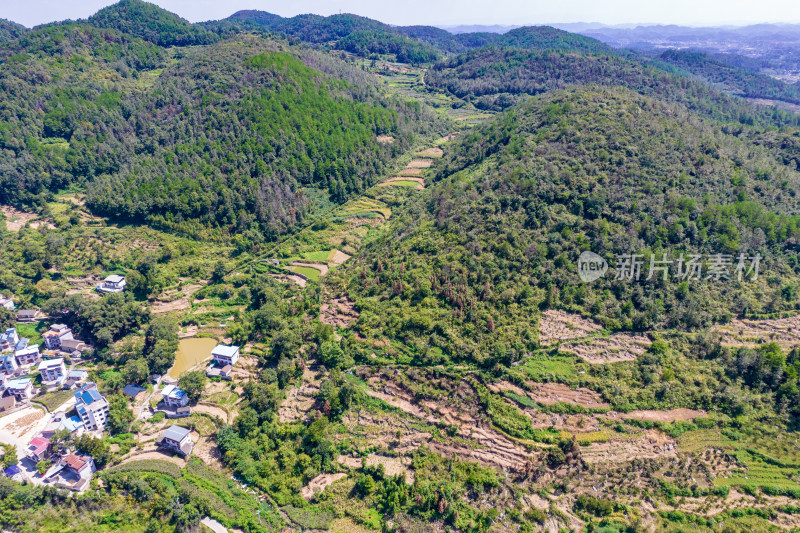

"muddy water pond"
[168, 337, 217, 379]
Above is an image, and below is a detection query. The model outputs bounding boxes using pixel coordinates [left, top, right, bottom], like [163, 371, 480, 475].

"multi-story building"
[161, 384, 189, 408]
[0, 328, 19, 351]
[15, 345, 40, 367]
[0, 354, 18, 376]
[157, 425, 194, 456]
[38, 358, 66, 385]
[73, 383, 109, 432]
[42, 325, 74, 350]
[6, 378, 33, 401]
[211, 344, 240, 367]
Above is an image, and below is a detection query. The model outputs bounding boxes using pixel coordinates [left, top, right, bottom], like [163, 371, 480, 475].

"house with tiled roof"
[73, 383, 109, 432]
[157, 425, 194, 456]
[27, 437, 51, 463]
[44, 452, 94, 492]
[42, 324, 73, 350]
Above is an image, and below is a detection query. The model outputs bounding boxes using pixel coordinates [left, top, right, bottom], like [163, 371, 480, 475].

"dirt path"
[489, 381, 608, 408]
[621, 408, 706, 422]
[193, 403, 232, 425]
[269, 273, 308, 287]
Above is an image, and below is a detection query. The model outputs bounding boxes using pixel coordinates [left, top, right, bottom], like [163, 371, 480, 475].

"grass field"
[290, 265, 322, 281]
[33, 389, 74, 412]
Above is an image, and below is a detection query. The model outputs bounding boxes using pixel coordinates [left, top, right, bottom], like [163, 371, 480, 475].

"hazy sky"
[3, 0, 800, 28]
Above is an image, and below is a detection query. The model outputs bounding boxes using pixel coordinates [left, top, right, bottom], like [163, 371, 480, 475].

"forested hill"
[0, 23, 438, 239]
[655, 49, 800, 106]
[87, 0, 217, 46]
[425, 47, 800, 127]
[342, 87, 800, 366]
[84, 38, 434, 238]
[0, 19, 28, 44]
[212, 11, 441, 64]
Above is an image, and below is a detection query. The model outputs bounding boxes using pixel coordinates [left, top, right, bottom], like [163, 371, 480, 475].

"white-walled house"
[6, 378, 33, 401]
[157, 425, 194, 456]
[0, 354, 18, 376]
[39, 358, 66, 385]
[15, 344, 40, 367]
[96, 275, 126, 293]
[74, 383, 109, 432]
[42, 324, 74, 350]
[0, 295, 13, 310]
[0, 328, 20, 351]
[211, 344, 240, 367]
[161, 384, 189, 408]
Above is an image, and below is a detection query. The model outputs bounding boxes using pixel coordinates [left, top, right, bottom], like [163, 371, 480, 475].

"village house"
[15, 309, 43, 323]
[44, 452, 95, 492]
[43, 412, 84, 438]
[160, 384, 189, 409]
[15, 345, 40, 367]
[96, 274, 126, 293]
[6, 378, 33, 401]
[122, 384, 146, 401]
[0, 328, 20, 351]
[59, 338, 89, 355]
[0, 295, 13, 310]
[27, 437, 51, 463]
[211, 344, 240, 367]
[42, 324, 74, 350]
[156, 425, 194, 456]
[38, 358, 66, 385]
[0, 354, 18, 376]
[62, 369, 88, 389]
[73, 382, 109, 432]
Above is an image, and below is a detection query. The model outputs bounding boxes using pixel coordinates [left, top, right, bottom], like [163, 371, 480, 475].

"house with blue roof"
[160, 384, 189, 409]
[73, 382, 109, 432]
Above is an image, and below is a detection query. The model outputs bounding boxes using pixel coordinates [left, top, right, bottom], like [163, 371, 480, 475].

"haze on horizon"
[2, 0, 800, 30]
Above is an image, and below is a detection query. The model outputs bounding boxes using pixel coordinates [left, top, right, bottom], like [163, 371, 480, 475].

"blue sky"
[3, 0, 800, 28]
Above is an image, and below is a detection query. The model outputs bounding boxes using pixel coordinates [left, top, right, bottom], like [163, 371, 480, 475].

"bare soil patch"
[376, 135, 394, 144]
[417, 147, 443, 158]
[269, 273, 307, 287]
[365, 454, 414, 484]
[398, 168, 424, 177]
[1, 205, 54, 231]
[580, 429, 677, 464]
[151, 283, 205, 314]
[621, 408, 706, 423]
[714, 314, 800, 351]
[489, 381, 608, 408]
[345, 217, 384, 229]
[301, 473, 347, 500]
[193, 435, 225, 470]
[406, 159, 432, 169]
[321, 295, 359, 328]
[193, 403, 231, 425]
[278, 369, 321, 423]
[361, 371, 533, 472]
[561, 334, 651, 364]
[329, 249, 351, 266]
[538, 310, 602, 345]
[117, 451, 187, 468]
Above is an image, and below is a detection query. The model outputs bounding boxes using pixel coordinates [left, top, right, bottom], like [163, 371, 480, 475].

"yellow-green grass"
[289, 265, 322, 281]
[33, 389, 74, 412]
[384, 180, 420, 188]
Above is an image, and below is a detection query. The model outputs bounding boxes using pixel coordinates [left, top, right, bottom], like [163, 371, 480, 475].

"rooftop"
[63, 452, 91, 471]
[38, 358, 63, 370]
[105, 274, 125, 283]
[212, 344, 240, 358]
[6, 378, 31, 389]
[161, 425, 191, 442]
